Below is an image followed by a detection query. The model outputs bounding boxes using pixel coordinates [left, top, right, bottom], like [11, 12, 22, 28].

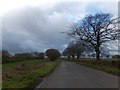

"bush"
[45, 49, 61, 61]
[2, 50, 10, 64]
[39, 52, 45, 59]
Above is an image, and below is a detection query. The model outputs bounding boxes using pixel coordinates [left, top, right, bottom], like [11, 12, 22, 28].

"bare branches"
[67, 13, 119, 60]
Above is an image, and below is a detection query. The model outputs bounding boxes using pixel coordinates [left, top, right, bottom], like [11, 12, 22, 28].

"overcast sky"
[1, 0, 119, 53]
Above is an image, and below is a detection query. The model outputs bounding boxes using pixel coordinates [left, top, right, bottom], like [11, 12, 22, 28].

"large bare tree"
[68, 13, 119, 60]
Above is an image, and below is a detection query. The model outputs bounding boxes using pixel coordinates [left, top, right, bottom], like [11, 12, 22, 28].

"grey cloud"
[2, 5, 69, 53]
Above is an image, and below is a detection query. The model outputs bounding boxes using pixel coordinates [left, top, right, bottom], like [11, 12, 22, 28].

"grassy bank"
[2, 59, 61, 89]
[69, 58, 119, 76]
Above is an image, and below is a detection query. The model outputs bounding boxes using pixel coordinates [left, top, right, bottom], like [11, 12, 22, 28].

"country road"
[35, 61, 118, 88]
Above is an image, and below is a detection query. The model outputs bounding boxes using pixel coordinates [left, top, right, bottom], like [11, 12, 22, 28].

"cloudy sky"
[1, 0, 119, 53]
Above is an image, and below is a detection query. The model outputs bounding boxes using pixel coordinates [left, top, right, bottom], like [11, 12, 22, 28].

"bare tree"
[62, 42, 76, 59]
[62, 48, 71, 59]
[73, 41, 85, 60]
[63, 40, 86, 60]
[67, 41, 76, 59]
[68, 13, 119, 60]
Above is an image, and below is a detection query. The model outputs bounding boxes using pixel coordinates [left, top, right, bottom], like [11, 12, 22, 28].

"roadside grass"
[77, 62, 119, 76]
[68, 58, 119, 61]
[2, 59, 61, 88]
[67, 58, 119, 76]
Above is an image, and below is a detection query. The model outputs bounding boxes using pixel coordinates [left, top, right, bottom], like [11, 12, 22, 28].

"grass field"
[66, 58, 119, 61]
[68, 58, 120, 76]
[2, 59, 61, 89]
[77, 62, 119, 76]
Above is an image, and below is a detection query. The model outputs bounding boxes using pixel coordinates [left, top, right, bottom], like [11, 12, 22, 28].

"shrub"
[45, 49, 61, 61]
[2, 50, 10, 64]
[39, 52, 45, 59]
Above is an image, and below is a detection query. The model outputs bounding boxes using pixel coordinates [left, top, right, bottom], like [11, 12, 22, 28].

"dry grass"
[2, 60, 61, 88]
[3, 61, 53, 81]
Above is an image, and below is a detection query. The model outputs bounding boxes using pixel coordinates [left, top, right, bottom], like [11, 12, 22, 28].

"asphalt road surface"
[35, 61, 118, 88]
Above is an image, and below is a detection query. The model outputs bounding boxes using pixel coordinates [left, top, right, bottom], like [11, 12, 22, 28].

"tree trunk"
[96, 34, 101, 60]
[95, 47, 100, 60]
[68, 56, 70, 60]
[77, 54, 80, 60]
[72, 55, 75, 59]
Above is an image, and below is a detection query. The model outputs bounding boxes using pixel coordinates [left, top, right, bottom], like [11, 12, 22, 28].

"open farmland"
[2, 59, 60, 88]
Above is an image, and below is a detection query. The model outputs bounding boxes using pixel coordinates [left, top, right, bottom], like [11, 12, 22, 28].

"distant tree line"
[2, 49, 61, 64]
[112, 55, 120, 58]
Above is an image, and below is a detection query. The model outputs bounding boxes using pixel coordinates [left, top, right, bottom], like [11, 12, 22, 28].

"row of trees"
[62, 40, 94, 60]
[2, 49, 61, 64]
[62, 40, 113, 60]
[65, 13, 119, 60]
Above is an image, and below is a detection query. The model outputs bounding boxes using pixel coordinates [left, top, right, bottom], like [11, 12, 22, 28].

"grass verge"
[2, 59, 61, 89]
[69, 58, 120, 76]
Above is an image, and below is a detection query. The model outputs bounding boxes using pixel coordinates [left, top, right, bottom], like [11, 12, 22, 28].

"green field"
[2, 59, 61, 88]
[68, 58, 119, 76]
[66, 58, 119, 61]
[77, 62, 119, 76]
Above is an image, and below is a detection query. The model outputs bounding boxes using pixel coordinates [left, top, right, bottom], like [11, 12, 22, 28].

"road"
[35, 61, 118, 88]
